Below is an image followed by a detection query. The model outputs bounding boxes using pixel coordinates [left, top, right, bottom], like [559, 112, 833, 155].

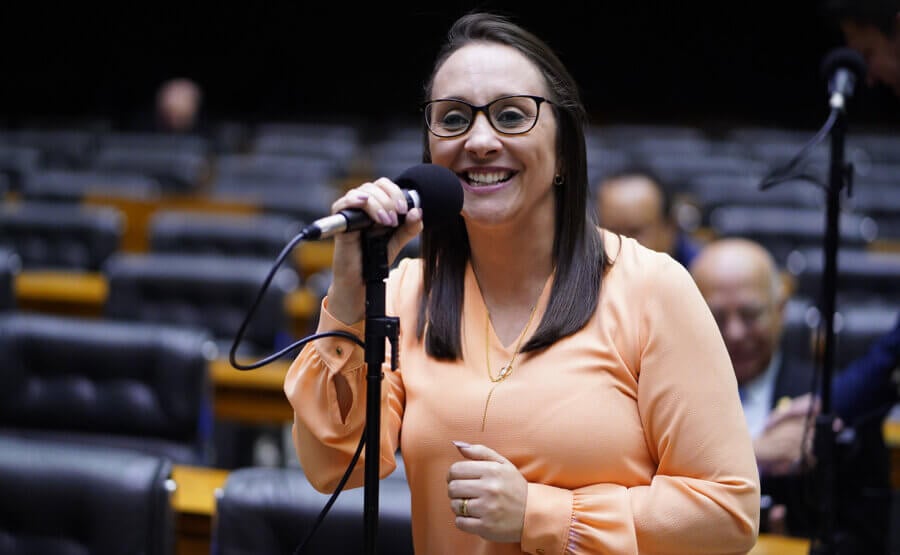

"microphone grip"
[338, 189, 419, 233]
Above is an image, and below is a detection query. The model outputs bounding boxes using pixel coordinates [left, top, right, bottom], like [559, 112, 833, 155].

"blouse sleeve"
[283, 262, 411, 493]
[520, 255, 760, 555]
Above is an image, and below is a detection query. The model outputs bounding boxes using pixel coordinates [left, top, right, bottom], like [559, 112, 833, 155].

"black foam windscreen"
[394, 163, 463, 229]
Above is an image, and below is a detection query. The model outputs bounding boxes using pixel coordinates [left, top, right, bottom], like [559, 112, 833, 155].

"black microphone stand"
[808, 106, 851, 555]
[360, 226, 400, 555]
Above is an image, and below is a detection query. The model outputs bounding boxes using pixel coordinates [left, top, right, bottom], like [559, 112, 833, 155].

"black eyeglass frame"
[421, 94, 552, 138]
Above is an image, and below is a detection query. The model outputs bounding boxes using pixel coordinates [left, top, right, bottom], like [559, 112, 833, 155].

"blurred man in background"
[595, 167, 700, 268]
[690, 238, 890, 552]
[155, 78, 204, 134]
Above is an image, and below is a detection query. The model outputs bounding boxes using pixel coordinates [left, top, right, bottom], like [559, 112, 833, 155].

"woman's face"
[427, 42, 559, 231]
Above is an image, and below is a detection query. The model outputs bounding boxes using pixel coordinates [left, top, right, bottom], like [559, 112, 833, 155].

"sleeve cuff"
[521, 482, 573, 555]
[315, 296, 365, 372]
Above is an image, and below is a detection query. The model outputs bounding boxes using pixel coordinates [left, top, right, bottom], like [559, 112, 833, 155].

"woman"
[285, 12, 760, 554]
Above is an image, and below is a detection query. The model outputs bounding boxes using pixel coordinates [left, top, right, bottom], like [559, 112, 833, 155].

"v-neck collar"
[463, 262, 554, 353]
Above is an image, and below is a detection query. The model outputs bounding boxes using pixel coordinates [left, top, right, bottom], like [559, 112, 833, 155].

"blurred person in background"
[690, 237, 890, 553]
[595, 167, 701, 268]
[155, 77, 204, 134]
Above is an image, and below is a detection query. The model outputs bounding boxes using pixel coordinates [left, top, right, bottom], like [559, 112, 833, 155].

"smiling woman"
[284, 11, 760, 555]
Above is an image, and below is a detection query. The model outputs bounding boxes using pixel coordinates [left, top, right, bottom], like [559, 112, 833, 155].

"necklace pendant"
[498, 364, 511, 378]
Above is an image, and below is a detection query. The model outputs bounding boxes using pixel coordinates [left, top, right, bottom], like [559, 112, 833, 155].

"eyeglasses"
[422, 95, 551, 138]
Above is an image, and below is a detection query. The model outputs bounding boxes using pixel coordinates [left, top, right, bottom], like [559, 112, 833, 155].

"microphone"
[301, 163, 463, 240]
[821, 47, 867, 111]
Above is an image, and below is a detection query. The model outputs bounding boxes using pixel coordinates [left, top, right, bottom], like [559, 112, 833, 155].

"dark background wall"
[2, 2, 899, 132]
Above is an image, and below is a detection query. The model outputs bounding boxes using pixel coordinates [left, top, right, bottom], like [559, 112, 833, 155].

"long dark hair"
[416, 11, 607, 360]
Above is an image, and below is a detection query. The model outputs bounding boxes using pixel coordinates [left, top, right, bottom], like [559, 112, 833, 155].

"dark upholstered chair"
[251, 121, 361, 171]
[0, 201, 124, 271]
[24, 169, 160, 203]
[91, 146, 209, 193]
[147, 210, 302, 271]
[708, 206, 877, 265]
[781, 297, 899, 370]
[0, 313, 215, 464]
[6, 128, 96, 169]
[786, 247, 900, 303]
[0, 435, 175, 555]
[213, 467, 413, 555]
[103, 252, 299, 357]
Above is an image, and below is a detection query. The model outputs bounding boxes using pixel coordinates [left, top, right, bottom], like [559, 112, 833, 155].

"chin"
[733, 363, 763, 384]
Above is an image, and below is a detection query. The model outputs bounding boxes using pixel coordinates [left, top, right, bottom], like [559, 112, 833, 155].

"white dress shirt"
[738, 351, 782, 439]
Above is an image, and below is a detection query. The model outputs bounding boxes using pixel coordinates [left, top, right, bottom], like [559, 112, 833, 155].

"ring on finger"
[460, 497, 469, 518]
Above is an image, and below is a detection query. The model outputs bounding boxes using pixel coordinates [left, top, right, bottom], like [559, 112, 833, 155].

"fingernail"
[377, 209, 391, 225]
[396, 198, 408, 213]
[452, 441, 470, 449]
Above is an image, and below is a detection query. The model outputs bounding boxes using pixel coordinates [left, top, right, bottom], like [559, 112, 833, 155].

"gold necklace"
[481, 304, 538, 431]
[485, 304, 537, 382]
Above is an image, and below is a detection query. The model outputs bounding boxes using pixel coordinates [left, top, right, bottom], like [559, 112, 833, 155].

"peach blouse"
[285, 231, 760, 554]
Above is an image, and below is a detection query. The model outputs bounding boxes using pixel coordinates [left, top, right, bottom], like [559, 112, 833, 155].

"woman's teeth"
[467, 171, 511, 185]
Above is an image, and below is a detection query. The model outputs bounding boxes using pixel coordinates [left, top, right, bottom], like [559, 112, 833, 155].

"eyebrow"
[430, 93, 538, 103]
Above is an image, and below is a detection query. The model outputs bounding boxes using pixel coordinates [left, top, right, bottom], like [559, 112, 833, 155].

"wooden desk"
[211, 357, 294, 424]
[83, 194, 259, 253]
[14, 271, 107, 317]
[14, 270, 317, 334]
[171, 465, 230, 555]
[751, 535, 810, 554]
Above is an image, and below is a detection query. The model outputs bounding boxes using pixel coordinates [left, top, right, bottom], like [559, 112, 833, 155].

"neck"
[468, 220, 555, 310]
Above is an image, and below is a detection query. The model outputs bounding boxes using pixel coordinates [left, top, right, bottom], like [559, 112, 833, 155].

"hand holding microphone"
[322, 164, 462, 325]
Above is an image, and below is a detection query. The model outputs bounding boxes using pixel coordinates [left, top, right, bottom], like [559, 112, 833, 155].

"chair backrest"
[0, 201, 124, 271]
[24, 169, 160, 203]
[214, 153, 341, 189]
[212, 182, 337, 225]
[92, 146, 210, 193]
[0, 435, 175, 555]
[781, 297, 899, 370]
[787, 247, 900, 302]
[635, 152, 768, 190]
[686, 174, 824, 225]
[104, 252, 299, 355]
[0, 313, 215, 464]
[213, 467, 413, 555]
[9, 128, 97, 169]
[95, 132, 210, 157]
[708, 206, 877, 265]
[148, 210, 302, 267]
[251, 121, 361, 171]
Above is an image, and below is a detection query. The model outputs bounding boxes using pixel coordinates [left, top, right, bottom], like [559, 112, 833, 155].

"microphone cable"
[226, 225, 371, 555]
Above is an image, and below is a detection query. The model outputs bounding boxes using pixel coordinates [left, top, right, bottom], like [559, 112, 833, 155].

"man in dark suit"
[690, 238, 890, 552]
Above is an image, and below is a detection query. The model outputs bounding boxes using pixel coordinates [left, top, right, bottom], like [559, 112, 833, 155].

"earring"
[553, 174, 564, 186]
